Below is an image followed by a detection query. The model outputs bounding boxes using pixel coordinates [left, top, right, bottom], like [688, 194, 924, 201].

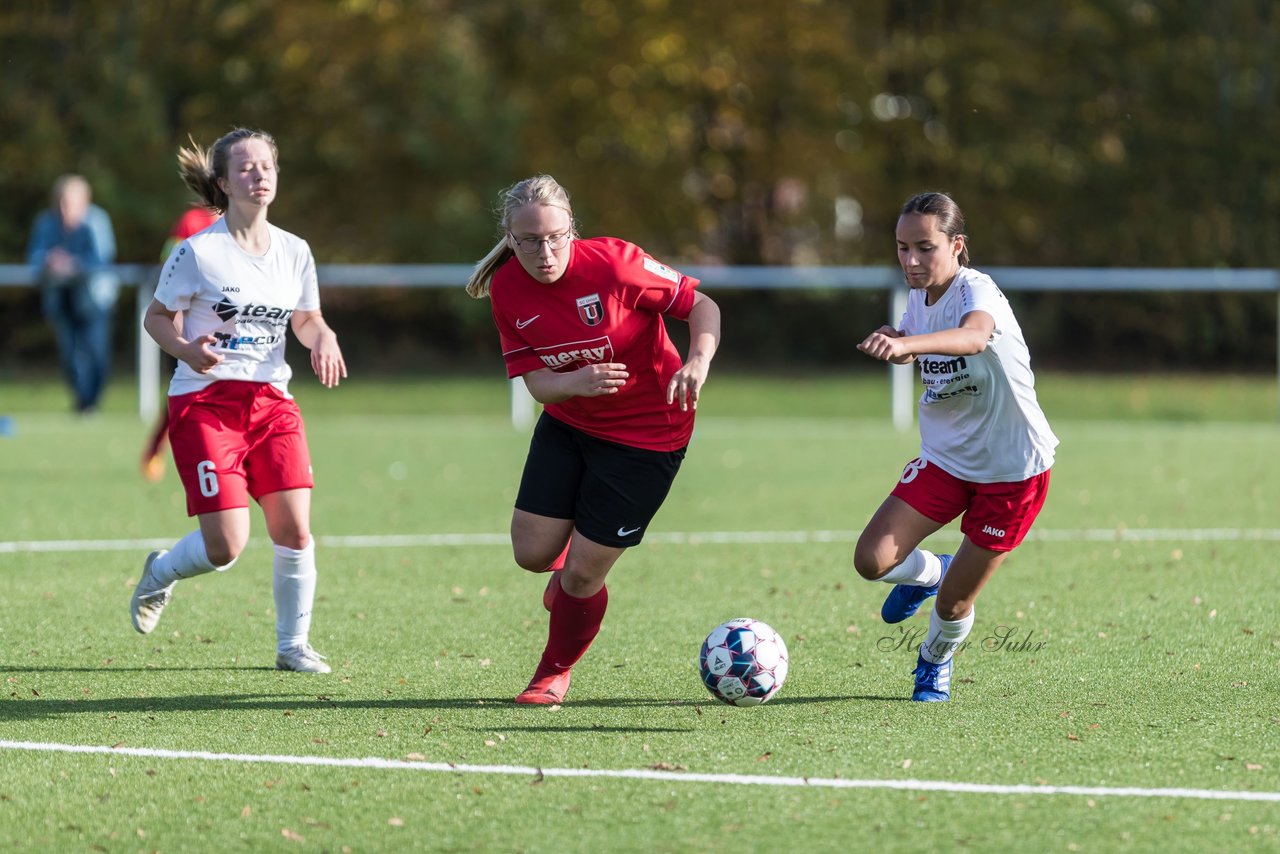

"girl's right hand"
[572, 362, 628, 396]
[182, 334, 224, 373]
[857, 326, 910, 362]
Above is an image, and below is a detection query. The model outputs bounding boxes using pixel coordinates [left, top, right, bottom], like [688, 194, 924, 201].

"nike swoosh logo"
[515, 315, 540, 329]
[617, 526, 642, 537]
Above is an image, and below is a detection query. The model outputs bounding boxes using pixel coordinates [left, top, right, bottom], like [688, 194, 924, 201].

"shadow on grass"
[0, 691, 905, 721]
[758, 694, 906, 704]
[1, 665, 276, 673]
[499, 694, 905, 708]
[475, 725, 694, 734]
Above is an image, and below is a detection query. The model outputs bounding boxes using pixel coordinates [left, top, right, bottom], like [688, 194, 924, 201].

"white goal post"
[2, 264, 1277, 428]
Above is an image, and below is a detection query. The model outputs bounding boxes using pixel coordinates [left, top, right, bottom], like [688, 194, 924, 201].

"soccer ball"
[698, 617, 789, 706]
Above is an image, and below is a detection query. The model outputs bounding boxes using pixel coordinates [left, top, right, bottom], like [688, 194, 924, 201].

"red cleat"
[515, 669, 572, 705]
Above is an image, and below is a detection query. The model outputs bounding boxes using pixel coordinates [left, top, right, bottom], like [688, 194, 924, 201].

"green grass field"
[1, 374, 1277, 852]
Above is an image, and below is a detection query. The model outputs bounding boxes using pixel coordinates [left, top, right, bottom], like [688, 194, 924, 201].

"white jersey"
[900, 266, 1058, 482]
[155, 219, 320, 396]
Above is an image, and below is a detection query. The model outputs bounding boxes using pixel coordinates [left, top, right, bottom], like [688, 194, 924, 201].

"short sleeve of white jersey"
[956, 271, 1008, 323]
[154, 240, 202, 311]
[295, 239, 321, 312]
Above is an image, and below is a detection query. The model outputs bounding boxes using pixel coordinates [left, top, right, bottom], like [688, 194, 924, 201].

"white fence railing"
[3, 264, 1277, 427]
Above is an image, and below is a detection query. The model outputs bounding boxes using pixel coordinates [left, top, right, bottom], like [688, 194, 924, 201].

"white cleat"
[276, 644, 332, 674]
[131, 549, 174, 635]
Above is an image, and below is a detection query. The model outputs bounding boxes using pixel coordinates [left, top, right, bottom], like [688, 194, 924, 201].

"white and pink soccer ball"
[698, 617, 789, 706]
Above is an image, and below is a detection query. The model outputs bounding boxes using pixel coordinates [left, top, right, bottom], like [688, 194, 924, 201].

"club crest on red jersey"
[576, 293, 604, 327]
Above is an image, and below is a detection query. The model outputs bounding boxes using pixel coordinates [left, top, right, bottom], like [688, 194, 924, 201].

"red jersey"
[490, 237, 699, 451]
[171, 207, 220, 240]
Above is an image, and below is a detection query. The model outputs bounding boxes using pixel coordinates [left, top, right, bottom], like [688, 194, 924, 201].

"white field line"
[0, 739, 1276, 803]
[2, 528, 1280, 554]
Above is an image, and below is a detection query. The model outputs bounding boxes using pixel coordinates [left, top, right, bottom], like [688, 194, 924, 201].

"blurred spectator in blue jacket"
[27, 174, 120, 413]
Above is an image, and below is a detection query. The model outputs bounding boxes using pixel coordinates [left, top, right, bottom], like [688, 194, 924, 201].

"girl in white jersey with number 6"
[130, 128, 347, 673]
[854, 192, 1058, 702]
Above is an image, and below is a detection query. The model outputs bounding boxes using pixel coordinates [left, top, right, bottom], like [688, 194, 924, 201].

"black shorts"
[515, 413, 687, 548]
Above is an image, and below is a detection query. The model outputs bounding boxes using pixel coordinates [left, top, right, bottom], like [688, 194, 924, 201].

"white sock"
[152, 530, 235, 586]
[878, 549, 942, 587]
[921, 608, 975, 663]
[273, 538, 317, 653]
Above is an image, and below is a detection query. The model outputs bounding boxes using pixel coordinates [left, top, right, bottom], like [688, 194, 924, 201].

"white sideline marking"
[0, 739, 1276, 803]
[2, 528, 1279, 554]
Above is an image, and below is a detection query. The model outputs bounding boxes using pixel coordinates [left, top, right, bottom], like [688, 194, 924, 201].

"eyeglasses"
[508, 231, 572, 254]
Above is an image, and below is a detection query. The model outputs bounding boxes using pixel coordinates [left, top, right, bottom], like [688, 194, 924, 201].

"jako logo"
[982, 525, 1006, 537]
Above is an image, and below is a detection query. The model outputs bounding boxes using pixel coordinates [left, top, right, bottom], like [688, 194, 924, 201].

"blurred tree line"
[1, 0, 1276, 373]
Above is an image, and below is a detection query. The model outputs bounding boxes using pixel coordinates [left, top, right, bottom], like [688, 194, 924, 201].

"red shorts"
[890, 457, 1050, 552]
[168, 381, 314, 517]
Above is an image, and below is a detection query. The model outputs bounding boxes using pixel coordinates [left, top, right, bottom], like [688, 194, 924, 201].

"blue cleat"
[911, 653, 952, 702]
[880, 553, 952, 624]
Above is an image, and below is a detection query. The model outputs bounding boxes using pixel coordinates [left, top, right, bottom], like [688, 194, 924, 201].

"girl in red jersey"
[130, 128, 347, 673]
[854, 192, 1058, 702]
[467, 174, 721, 704]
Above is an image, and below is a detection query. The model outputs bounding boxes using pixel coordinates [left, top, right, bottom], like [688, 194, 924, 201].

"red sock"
[536, 584, 608, 675]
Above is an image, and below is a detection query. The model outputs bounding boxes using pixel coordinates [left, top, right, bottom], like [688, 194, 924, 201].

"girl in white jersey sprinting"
[130, 128, 347, 673]
[854, 191, 1058, 702]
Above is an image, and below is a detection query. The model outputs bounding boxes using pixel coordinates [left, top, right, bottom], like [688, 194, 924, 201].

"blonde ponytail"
[176, 137, 225, 213]
[466, 238, 514, 298]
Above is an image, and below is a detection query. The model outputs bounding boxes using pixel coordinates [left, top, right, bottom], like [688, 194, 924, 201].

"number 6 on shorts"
[197, 460, 219, 497]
